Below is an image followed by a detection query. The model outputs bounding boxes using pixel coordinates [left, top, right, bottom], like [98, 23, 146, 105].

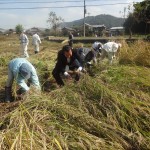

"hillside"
[0, 35, 150, 149]
[61, 14, 125, 28]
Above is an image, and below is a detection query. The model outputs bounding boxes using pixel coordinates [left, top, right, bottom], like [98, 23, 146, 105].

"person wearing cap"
[52, 45, 82, 86]
[100, 41, 122, 64]
[73, 46, 94, 70]
[5, 58, 41, 102]
[32, 33, 42, 54]
[92, 42, 103, 63]
[19, 30, 29, 58]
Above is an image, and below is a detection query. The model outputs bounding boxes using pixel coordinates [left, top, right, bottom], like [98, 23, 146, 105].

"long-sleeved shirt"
[32, 34, 41, 45]
[9, 58, 40, 91]
[20, 33, 29, 44]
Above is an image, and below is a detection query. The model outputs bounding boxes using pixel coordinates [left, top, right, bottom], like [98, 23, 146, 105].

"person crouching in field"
[32, 33, 42, 54]
[5, 58, 41, 102]
[19, 30, 29, 58]
[100, 41, 122, 64]
[74, 44, 99, 69]
[52, 45, 82, 87]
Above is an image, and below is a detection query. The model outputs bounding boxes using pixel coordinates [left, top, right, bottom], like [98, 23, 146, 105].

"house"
[61, 27, 76, 36]
[3, 29, 16, 35]
[85, 23, 106, 36]
[26, 27, 48, 36]
[110, 27, 124, 36]
[0, 28, 6, 34]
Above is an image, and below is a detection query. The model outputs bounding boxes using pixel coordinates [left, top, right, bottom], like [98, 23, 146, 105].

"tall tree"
[133, 0, 150, 23]
[124, 0, 150, 37]
[133, 0, 150, 33]
[47, 12, 64, 36]
[15, 24, 24, 34]
[124, 13, 136, 38]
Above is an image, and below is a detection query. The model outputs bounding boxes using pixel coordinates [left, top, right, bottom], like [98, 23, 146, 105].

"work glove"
[64, 72, 71, 79]
[77, 67, 82, 72]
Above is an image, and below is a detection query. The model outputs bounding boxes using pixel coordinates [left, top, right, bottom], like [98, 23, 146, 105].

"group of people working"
[20, 30, 41, 58]
[4, 33, 121, 103]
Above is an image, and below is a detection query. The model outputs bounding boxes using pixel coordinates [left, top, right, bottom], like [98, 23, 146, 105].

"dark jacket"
[53, 50, 81, 73]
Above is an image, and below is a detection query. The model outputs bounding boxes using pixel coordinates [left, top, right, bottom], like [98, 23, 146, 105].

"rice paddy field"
[0, 34, 150, 150]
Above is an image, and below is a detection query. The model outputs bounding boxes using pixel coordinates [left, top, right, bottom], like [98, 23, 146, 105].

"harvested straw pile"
[0, 35, 149, 150]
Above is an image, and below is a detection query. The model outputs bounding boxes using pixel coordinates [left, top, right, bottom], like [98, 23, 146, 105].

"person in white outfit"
[32, 33, 41, 54]
[20, 31, 29, 58]
[100, 42, 122, 64]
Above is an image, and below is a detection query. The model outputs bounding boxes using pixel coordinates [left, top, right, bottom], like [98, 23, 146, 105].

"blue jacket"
[9, 58, 40, 91]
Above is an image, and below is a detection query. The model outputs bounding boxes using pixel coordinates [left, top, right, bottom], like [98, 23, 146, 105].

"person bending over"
[100, 42, 122, 64]
[5, 58, 41, 102]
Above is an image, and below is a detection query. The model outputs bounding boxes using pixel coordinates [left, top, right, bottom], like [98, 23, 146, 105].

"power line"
[0, 0, 124, 4]
[0, 0, 122, 1]
[0, 3, 132, 10]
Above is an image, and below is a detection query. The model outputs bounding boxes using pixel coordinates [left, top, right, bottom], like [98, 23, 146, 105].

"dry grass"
[0, 35, 149, 150]
[119, 40, 150, 67]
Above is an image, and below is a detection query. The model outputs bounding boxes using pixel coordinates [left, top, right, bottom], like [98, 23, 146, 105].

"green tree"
[124, 13, 136, 38]
[47, 12, 64, 36]
[133, 0, 150, 33]
[133, 0, 150, 23]
[124, 0, 150, 37]
[15, 24, 24, 34]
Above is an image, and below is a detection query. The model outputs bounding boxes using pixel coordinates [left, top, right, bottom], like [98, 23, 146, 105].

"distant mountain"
[61, 14, 124, 28]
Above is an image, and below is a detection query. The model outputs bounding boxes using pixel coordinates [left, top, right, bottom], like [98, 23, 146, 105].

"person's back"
[32, 33, 41, 45]
[32, 33, 41, 53]
[100, 42, 122, 64]
[20, 33, 28, 44]
[103, 42, 119, 52]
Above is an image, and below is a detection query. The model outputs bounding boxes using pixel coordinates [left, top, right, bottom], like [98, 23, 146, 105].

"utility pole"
[83, 0, 86, 37]
[124, 7, 126, 23]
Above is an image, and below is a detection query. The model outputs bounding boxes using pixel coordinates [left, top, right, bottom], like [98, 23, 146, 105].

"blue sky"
[0, 0, 143, 29]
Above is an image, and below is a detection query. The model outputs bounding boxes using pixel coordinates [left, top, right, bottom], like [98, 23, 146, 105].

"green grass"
[0, 34, 149, 150]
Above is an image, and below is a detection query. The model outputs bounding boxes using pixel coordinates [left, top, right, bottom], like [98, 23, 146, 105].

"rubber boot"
[5, 86, 12, 103]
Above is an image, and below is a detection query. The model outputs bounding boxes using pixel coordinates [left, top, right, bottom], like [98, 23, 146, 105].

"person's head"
[19, 63, 32, 79]
[62, 45, 72, 58]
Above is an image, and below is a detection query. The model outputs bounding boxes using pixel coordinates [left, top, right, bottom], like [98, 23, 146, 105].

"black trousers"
[52, 69, 65, 86]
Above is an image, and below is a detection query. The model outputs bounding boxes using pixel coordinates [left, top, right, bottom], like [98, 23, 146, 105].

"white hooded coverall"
[20, 33, 29, 58]
[101, 42, 121, 64]
[32, 34, 41, 53]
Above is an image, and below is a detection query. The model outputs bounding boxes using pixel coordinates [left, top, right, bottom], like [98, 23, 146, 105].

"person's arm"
[16, 78, 30, 92]
[38, 35, 41, 44]
[30, 67, 41, 90]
